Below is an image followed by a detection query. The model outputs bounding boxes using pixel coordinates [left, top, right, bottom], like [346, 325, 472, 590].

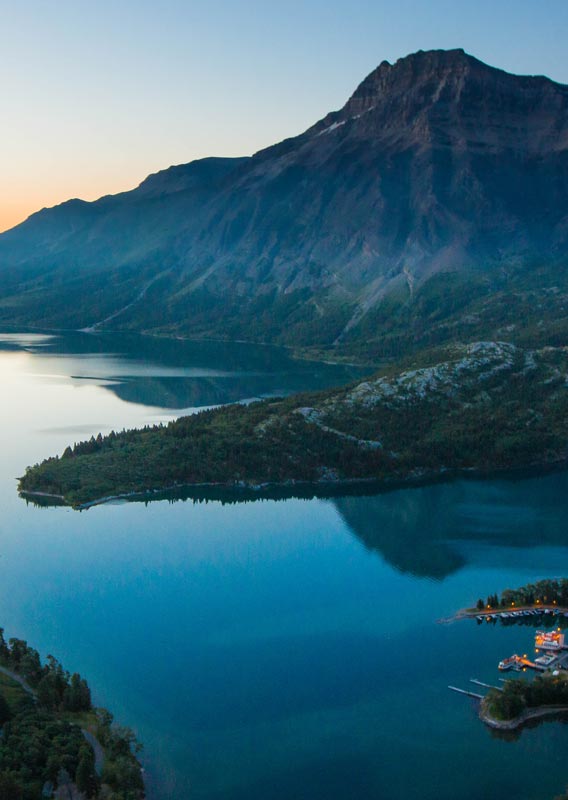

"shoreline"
[0, 324, 378, 369]
[19, 458, 568, 511]
[446, 603, 568, 623]
[0, 663, 105, 777]
[480, 698, 568, 730]
[19, 476, 390, 510]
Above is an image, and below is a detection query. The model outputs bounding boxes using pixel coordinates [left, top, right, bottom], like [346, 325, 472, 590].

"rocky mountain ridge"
[2, 49, 568, 359]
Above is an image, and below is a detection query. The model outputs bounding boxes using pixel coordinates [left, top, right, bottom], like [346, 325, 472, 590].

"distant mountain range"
[2, 49, 568, 360]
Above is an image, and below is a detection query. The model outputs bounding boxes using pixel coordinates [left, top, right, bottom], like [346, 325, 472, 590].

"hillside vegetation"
[485, 674, 568, 722]
[19, 341, 568, 508]
[0, 630, 144, 799]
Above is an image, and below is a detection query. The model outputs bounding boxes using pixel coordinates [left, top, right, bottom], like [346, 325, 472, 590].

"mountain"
[2, 49, 568, 359]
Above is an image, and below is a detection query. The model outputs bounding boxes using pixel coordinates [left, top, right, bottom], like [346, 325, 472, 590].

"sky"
[1, 0, 568, 233]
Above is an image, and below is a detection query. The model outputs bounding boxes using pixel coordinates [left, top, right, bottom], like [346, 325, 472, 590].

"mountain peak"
[344, 49, 491, 114]
[299, 46, 568, 153]
[389, 47, 471, 70]
[1, 49, 568, 354]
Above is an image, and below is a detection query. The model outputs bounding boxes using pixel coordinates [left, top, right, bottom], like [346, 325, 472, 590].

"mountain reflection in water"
[0, 330, 366, 410]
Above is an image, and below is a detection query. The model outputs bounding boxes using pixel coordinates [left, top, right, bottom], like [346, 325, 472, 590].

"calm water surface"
[1, 331, 568, 800]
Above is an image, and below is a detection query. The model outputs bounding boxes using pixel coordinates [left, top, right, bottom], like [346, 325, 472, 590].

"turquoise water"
[1, 331, 568, 799]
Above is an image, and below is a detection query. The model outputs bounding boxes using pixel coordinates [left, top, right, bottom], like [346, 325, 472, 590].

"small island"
[17, 342, 568, 508]
[0, 628, 144, 799]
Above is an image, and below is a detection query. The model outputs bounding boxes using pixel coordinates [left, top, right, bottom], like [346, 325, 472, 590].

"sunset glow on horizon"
[2, 0, 568, 234]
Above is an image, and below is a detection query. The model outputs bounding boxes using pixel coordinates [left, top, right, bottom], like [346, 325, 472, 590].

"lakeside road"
[81, 729, 105, 775]
[0, 664, 105, 776]
[480, 698, 568, 730]
[0, 663, 35, 695]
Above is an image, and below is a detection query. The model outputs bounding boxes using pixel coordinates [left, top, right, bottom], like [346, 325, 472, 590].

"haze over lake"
[2, 331, 568, 800]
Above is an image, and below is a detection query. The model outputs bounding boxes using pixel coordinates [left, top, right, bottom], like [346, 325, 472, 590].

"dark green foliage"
[0, 697, 10, 727]
[340, 268, 568, 362]
[75, 745, 99, 798]
[101, 757, 145, 800]
[482, 579, 568, 610]
[18, 342, 568, 508]
[0, 638, 96, 797]
[63, 674, 92, 713]
[36, 673, 62, 711]
[0, 639, 91, 713]
[0, 771, 22, 800]
[0, 632, 8, 663]
[0, 634, 144, 799]
[95, 711, 144, 800]
[0, 704, 86, 798]
[487, 674, 568, 721]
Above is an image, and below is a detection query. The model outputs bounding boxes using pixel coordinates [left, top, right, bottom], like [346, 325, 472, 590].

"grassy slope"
[337, 268, 568, 361]
[3, 260, 568, 365]
[19, 341, 568, 507]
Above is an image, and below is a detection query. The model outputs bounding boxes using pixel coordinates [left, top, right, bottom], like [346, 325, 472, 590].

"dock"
[448, 686, 484, 700]
[470, 679, 502, 692]
[498, 654, 544, 672]
[454, 604, 568, 624]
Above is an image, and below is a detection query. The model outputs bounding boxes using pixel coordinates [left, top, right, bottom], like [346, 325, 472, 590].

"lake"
[1, 330, 568, 800]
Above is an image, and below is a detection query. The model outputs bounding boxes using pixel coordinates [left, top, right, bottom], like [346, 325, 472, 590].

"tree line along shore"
[458, 579, 568, 799]
[17, 342, 568, 509]
[0, 629, 144, 800]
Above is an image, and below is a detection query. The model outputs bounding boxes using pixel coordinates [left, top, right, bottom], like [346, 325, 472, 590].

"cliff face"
[216, 49, 568, 292]
[1, 50, 568, 353]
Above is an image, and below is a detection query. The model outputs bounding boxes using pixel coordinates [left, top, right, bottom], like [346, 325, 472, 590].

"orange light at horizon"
[0, 169, 144, 237]
[0, 206, 33, 235]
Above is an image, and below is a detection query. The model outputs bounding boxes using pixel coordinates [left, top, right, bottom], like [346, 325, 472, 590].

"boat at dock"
[498, 655, 521, 671]
[498, 654, 541, 672]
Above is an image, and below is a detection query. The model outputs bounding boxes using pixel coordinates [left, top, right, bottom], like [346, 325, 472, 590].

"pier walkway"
[448, 686, 484, 700]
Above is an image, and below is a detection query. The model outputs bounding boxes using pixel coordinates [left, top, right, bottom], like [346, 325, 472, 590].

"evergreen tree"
[0, 630, 8, 662]
[75, 747, 98, 798]
[0, 695, 10, 726]
[19, 647, 43, 685]
[63, 673, 91, 712]
[0, 772, 22, 800]
[37, 672, 61, 710]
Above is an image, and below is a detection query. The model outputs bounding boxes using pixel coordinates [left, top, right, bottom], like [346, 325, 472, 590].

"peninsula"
[18, 341, 568, 508]
[481, 674, 568, 730]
